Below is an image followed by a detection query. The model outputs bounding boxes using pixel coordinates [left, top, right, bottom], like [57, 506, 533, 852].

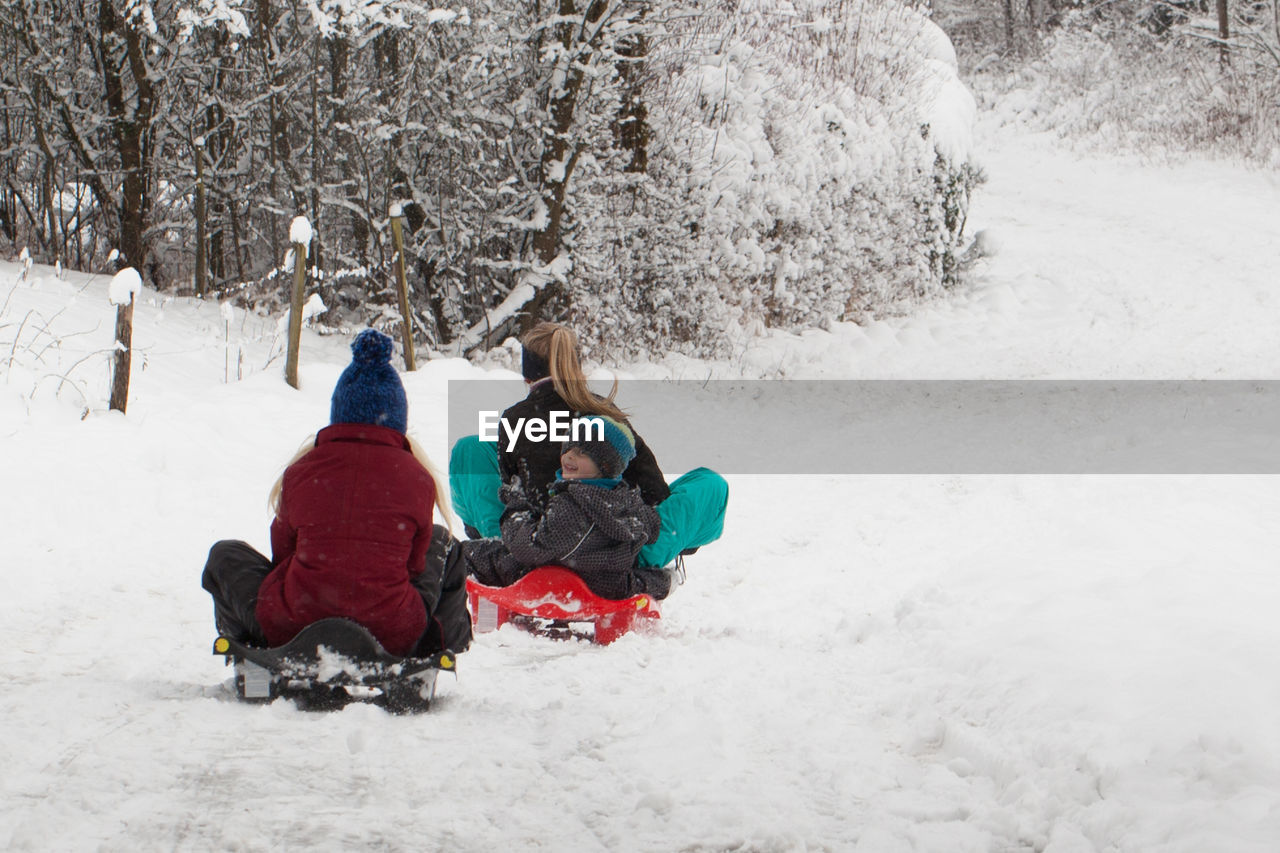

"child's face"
[561, 446, 602, 480]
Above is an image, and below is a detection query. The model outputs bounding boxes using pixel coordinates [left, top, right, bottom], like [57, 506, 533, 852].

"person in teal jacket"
[449, 321, 727, 570]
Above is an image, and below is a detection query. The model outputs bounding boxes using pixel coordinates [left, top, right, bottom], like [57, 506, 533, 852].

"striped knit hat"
[563, 415, 636, 479]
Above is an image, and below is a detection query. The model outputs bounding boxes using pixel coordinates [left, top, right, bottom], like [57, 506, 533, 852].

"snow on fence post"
[389, 203, 416, 371]
[108, 267, 142, 413]
[285, 216, 311, 390]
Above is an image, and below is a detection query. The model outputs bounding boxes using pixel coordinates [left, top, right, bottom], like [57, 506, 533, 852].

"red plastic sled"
[466, 566, 660, 645]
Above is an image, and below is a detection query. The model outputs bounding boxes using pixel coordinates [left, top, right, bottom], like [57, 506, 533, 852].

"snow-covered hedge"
[565, 1, 981, 359]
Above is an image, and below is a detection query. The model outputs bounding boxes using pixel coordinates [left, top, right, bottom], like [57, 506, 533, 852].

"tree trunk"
[308, 38, 323, 274]
[204, 31, 230, 285]
[0, 109, 14, 243]
[40, 154, 55, 252]
[329, 35, 368, 255]
[195, 138, 207, 295]
[1003, 0, 1017, 55]
[524, 0, 611, 331]
[613, 7, 651, 174]
[253, 0, 285, 267]
[98, 0, 155, 273]
[418, 257, 448, 345]
[1027, 0, 1044, 31]
[1217, 0, 1230, 67]
[530, 1, 594, 266]
[229, 198, 247, 283]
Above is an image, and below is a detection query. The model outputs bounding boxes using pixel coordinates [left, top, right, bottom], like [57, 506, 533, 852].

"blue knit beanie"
[329, 329, 407, 433]
[563, 415, 636, 479]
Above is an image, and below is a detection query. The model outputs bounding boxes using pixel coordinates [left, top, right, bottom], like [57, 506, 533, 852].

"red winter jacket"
[255, 423, 435, 656]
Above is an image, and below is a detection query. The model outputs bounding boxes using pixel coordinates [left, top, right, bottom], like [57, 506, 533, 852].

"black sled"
[213, 618, 456, 714]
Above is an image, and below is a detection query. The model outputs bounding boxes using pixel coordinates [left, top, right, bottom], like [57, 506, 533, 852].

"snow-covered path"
[4, 119, 1280, 852]
[951, 124, 1280, 378]
[716, 118, 1280, 380]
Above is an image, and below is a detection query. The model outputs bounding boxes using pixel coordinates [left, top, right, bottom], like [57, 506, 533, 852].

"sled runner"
[466, 566, 661, 645]
[212, 618, 456, 713]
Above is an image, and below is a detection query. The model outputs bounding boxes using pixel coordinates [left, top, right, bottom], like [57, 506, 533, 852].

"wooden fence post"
[108, 267, 141, 413]
[390, 203, 416, 371]
[285, 216, 311, 389]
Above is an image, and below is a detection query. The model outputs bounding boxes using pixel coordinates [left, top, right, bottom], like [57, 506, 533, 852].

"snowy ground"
[4, 114, 1280, 852]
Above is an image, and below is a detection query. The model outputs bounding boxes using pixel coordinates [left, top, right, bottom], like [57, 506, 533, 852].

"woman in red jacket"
[201, 329, 470, 657]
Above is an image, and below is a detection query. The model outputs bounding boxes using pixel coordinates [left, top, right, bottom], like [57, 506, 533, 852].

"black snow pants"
[201, 526, 472, 655]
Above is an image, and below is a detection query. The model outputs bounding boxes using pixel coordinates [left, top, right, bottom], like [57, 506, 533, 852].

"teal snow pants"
[448, 434, 728, 567]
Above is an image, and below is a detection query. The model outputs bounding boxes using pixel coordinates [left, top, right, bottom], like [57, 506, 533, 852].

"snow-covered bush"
[564, 1, 981, 357]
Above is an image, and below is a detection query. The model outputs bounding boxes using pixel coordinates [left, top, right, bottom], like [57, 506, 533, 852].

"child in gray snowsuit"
[461, 415, 672, 600]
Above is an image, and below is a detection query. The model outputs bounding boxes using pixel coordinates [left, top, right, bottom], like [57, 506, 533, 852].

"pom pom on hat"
[563, 415, 636, 479]
[330, 329, 408, 433]
[351, 328, 394, 365]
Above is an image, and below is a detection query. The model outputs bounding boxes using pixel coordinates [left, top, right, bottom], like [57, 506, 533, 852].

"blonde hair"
[522, 321, 627, 421]
[268, 434, 318, 515]
[269, 432, 453, 536]
[407, 434, 454, 537]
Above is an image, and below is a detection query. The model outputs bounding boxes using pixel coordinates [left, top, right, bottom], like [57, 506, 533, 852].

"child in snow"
[201, 329, 471, 656]
[461, 414, 672, 600]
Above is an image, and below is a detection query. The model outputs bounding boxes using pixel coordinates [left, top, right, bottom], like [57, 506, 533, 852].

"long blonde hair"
[522, 321, 627, 421]
[268, 432, 453, 536]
